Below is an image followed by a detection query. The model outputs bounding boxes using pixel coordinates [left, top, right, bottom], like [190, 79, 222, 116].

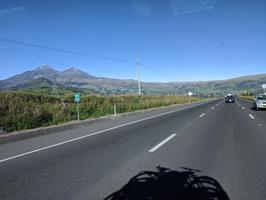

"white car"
[252, 94, 266, 110]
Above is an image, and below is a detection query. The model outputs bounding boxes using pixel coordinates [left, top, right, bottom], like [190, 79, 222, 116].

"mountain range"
[0, 65, 266, 95]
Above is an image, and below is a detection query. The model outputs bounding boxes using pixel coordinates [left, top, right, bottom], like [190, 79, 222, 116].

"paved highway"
[0, 98, 266, 200]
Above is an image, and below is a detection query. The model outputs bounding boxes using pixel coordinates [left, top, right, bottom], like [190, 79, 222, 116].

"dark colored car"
[225, 95, 235, 103]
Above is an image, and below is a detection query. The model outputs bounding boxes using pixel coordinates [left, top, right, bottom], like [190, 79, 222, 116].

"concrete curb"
[0, 101, 208, 145]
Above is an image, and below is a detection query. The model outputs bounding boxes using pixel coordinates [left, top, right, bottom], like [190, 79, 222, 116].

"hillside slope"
[1, 65, 266, 95]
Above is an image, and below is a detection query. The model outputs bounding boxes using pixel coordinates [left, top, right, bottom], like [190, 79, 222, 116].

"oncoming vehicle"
[252, 94, 266, 110]
[225, 94, 235, 103]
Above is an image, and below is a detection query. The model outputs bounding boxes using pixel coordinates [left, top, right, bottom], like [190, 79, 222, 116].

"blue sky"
[0, 0, 265, 82]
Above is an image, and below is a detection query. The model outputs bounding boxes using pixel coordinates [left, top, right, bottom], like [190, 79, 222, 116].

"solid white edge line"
[148, 134, 177, 153]
[199, 113, 206, 118]
[0, 101, 211, 163]
[248, 114, 255, 119]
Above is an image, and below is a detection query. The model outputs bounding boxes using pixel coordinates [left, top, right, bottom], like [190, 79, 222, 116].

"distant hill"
[12, 77, 56, 89]
[0, 65, 266, 95]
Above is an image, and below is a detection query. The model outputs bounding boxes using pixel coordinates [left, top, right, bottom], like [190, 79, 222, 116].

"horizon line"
[1, 65, 266, 83]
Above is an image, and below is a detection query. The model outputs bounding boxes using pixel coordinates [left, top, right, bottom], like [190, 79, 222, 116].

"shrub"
[0, 92, 200, 133]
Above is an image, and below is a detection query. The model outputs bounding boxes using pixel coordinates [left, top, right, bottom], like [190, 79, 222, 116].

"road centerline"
[148, 134, 177, 153]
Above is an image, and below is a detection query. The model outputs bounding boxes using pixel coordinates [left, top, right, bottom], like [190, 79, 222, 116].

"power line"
[0, 36, 179, 82]
[140, 63, 178, 81]
[0, 41, 67, 67]
[0, 37, 135, 64]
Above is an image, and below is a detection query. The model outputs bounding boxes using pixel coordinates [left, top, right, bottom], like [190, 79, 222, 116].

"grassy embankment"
[0, 92, 201, 133]
[240, 95, 255, 101]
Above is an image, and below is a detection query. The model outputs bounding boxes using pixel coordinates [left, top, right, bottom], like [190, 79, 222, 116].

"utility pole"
[136, 53, 141, 95]
[197, 88, 200, 100]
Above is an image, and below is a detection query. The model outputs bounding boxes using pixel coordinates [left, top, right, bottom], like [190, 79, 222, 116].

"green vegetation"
[239, 90, 256, 101]
[0, 91, 201, 133]
[240, 96, 255, 101]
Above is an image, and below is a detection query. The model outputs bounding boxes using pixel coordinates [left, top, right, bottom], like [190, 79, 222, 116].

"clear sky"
[0, 0, 265, 82]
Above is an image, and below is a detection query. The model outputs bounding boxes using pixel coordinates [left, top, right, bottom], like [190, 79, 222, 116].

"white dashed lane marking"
[199, 113, 206, 118]
[148, 134, 177, 153]
[248, 114, 255, 120]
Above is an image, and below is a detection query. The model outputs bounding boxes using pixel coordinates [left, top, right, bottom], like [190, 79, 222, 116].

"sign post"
[74, 93, 80, 122]
[114, 104, 117, 116]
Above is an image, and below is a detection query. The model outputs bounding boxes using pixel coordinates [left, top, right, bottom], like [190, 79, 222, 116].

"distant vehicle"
[225, 95, 235, 103]
[252, 94, 266, 110]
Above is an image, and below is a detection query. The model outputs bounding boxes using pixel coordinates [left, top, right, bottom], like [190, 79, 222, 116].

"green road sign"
[74, 93, 80, 103]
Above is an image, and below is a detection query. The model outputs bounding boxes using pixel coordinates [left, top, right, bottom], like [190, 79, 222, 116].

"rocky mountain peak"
[62, 67, 96, 79]
[36, 65, 53, 71]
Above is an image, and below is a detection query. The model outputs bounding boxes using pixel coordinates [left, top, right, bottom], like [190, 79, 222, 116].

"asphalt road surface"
[0, 98, 265, 200]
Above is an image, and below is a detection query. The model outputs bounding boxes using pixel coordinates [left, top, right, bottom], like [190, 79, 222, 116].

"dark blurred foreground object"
[104, 166, 229, 200]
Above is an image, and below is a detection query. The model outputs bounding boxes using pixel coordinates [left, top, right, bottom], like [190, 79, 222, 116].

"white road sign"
[262, 84, 266, 93]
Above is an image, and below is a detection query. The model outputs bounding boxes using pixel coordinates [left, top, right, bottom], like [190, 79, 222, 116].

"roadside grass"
[240, 96, 255, 101]
[0, 92, 202, 133]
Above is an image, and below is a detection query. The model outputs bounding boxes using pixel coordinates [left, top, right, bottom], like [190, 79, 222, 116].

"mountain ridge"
[1, 65, 266, 95]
